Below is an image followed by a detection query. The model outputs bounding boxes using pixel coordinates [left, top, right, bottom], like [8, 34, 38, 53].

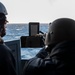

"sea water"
[3, 23, 49, 59]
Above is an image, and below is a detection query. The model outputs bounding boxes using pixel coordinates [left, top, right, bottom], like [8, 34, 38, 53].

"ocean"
[3, 23, 49, 59]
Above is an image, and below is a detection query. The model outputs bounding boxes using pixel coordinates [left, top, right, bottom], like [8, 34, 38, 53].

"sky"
[1, 0, 75, 23]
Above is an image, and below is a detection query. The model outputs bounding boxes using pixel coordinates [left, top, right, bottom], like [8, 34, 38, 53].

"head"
[46, 18, 75, 45]
[0, 2, 8, 37]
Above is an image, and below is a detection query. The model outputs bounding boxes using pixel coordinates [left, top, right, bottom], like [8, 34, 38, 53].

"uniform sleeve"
[0, 44, 17, 75]
[22, 57, 55, 75]
[35, 47, 48, 59]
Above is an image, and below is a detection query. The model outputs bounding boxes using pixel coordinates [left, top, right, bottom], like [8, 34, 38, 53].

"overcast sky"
[1, 0, 75, 23]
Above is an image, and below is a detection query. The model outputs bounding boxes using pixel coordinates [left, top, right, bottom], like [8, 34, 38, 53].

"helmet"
[47, 18, 75, 44]
[0, 2, 8, 15]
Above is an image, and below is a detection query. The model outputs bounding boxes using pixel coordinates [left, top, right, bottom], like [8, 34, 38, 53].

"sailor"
[0, 2, 17, 75]
[22, 18, 75, 75]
